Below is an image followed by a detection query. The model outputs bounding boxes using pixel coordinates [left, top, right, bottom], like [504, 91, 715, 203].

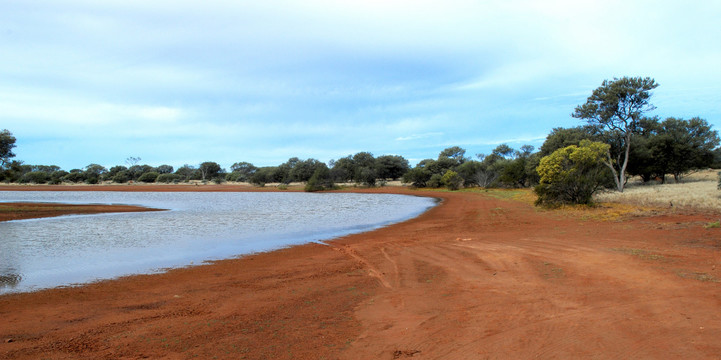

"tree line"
[2, 76, 719, 201]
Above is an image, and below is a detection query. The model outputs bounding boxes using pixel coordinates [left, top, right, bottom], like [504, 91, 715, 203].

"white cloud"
[395, 132, 444, 141]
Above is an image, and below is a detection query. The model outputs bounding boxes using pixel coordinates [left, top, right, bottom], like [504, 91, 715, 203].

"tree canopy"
[573, 76, 659, 192]
[0, 129, 16, 168]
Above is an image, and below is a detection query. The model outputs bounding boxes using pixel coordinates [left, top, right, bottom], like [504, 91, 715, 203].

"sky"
[2, 0, 721, 171]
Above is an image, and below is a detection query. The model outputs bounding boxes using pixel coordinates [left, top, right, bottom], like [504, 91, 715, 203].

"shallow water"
[0, 191, 436, 294]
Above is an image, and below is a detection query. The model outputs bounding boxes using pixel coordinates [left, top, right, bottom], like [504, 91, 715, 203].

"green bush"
[305, 166, 336, 192]
[62, 171, 86, 183]
[19, 171, 50, 184]
[50, 170, 68, 184]
[112, 171, 130, 183]
[534, 140, 611, 207]
[156, 173, 181, 183]
[427, 173, 443, 188]
[137, 171, 159, 183]
[441, 170, 463, 190]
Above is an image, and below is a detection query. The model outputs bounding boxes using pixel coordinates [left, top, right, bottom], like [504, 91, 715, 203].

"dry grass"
[594, 170, 721, 211]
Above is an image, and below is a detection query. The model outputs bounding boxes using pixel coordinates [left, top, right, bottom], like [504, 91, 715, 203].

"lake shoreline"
[2, 185, 720, 359]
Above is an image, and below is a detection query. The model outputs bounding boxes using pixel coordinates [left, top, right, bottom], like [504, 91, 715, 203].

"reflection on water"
[0, 191, 435, 294]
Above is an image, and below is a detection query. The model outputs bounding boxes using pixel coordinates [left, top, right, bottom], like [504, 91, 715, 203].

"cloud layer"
[2, 0, 720, 169]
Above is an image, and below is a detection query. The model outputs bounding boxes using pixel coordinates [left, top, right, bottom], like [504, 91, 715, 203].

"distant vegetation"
[2, 76, 720, 206]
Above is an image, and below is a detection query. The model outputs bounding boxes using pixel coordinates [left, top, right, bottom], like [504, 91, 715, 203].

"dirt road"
[1, 187, 720, 359]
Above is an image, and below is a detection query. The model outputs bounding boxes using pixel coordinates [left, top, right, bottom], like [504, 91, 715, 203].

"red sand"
[1, 185, 720, 359]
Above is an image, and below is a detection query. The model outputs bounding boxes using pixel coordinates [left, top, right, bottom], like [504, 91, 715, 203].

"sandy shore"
[1, 185, 720, 359]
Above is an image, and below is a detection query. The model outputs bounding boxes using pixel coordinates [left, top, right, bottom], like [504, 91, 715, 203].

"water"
[0, 191, 436, 294]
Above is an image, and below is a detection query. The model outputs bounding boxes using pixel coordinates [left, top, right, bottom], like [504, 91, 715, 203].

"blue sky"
[3, 1, 721, 170]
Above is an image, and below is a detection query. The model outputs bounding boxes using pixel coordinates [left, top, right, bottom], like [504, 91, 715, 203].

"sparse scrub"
[595, 170, 721, 210]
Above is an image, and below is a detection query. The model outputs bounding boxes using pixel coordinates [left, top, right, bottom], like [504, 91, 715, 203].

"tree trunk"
[616, 132, 633, 193]
[602, 149, 622, 192]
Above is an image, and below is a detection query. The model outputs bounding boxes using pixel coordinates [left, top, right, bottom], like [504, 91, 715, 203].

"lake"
[0, 191, 436, 294]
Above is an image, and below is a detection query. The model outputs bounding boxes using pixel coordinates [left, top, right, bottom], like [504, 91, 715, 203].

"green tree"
[573, 76, 659, 192]
[84, 164, 107, 184]
[229, 162, 257, 182]
[249, 167, 276, 186]
[112, 171, 130, 183]
[402, 165, 432, 187]
[329, 156, 355, 183]
[155, 165, 174, 174]
[105, 165, 128, 181]
[290, 158, 325, 182]
[351, 152, 377, 186]
[305, 164, 336, 192]
[137, 171, 159, 183]
[174, 164, 196, 181]
[63, 169, 86, 183]
[0, 129, 17, 168]
[656, 117, 719, 182]
[534, 140, 611, 207]
[20, 171, 50, 184]
[539, 126, 600, 157]
[438, 146, 467, 165]
[198, 161, 223, 181]
[128, 164, 153, 180]
[375, 155, 410, 180]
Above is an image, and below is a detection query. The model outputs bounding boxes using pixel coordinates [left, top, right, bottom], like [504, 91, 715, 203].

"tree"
[305, 164, 336, 192]
[351, 152, 377, 186]
[128, 164, 153, 180]
[539, 126, 600, 156]
[198, 161, 223, 181]
[229, 162, 257, 182]
[402, 166, 432, 187]
[534, 140, 612, 207]
[573, 77, 658, 192]
[84, 164, 107, 184]
[155, 165, 174, 174]
[289, 158, 324, 182]
[174, 164, 196, 181]
[330, 156, 355, 183]
[0, 129, 17, 168]
[492, 144, 515, 159]
[438, 146, 467, 165]
[125, 156, 141, 168]
[137, 171, 159, 183]
[376, 155, 410, 180]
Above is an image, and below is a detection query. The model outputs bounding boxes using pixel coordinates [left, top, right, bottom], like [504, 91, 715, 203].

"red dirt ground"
[1, 185, 720, 359]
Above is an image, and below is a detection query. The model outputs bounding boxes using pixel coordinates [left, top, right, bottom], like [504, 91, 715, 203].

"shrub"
[50, 170, 68, 184]
[112, 171, 130, 183]
[156, 173, 181, 183]
[137, 171, 159, 183]
[427, 173, 443, 188]
[62, 171, 86, 183]
[305, 166, 336, 192]
[19, 171, 50, 184]
[534, 140, 611, 207]
[402, 167, 431, 187]
[441, 170, 463, 190]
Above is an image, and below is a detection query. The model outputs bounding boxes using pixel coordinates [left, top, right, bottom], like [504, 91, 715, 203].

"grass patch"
[704, 221, 720, 229]
[540, 261, 565, 279]
[611, 248, 666, 261]
[675, 270, 719, 282]
[594, 170, 721, 211]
